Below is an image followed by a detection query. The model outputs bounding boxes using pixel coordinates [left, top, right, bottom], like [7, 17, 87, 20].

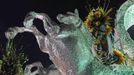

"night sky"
[0, 0, 130, 68]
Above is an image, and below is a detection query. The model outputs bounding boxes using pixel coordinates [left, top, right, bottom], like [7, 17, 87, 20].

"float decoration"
[4, 0, 134, 75]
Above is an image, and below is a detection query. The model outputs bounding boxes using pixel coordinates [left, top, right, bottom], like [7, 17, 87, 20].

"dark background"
[0, 0, 130, 68]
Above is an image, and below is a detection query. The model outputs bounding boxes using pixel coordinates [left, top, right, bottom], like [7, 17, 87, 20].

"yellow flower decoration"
[113, 48, 124, 64]
[84, 6, 113, 36]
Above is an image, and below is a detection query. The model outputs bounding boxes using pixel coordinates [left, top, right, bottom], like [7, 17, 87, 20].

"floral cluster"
[84, 7, 125, 65]
[85, 7, 113, 36]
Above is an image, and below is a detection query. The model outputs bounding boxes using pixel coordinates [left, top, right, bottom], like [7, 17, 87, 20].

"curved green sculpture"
[116, 0, 134, 61]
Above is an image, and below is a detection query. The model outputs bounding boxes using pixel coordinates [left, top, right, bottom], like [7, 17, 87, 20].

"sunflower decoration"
[112, 48, 125, 64]
[84, 0, 126, 65]
[84, 6, 113, 56]
[84, 7, 113, 37]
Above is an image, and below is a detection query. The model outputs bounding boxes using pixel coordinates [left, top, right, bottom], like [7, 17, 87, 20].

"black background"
[0, 0, 130, 68]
